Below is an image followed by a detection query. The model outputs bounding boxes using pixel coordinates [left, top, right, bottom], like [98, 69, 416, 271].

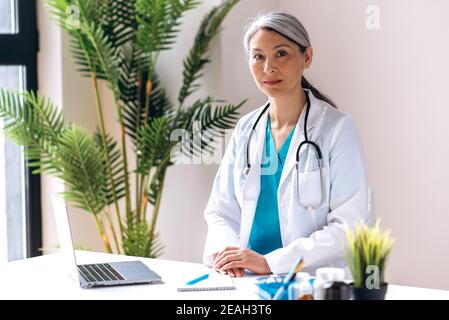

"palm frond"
[56, 125, 108, 214]
[175, 97, 245, 156]
[25, 91, 65, 139]
[0, 90, 66, 173]
[136, 115, 173, 175]
[47, 0, 102, 79]
[122, 217, 164, 257]
[135, 0, 200, 53]
[120, 46, 173, 143]
[147, 74, 174, 119]
[69, 36, 108, 80]
[48, 0, 122, 99]
[144, 159, 171, 206]
[81, 22, 121, 98]
[93, 131, 126, 206]
[47, 0, 103, 29]
[178, 0, 240, 106]
[0, 90, 41, 145]
[97, 0, 138, 47]
[0, 90, 64, 143]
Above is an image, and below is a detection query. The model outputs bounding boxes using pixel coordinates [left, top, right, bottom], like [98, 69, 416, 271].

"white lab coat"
[203, 89, 374, 275]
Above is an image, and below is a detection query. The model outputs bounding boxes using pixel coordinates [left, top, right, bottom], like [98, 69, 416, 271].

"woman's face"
[248, 29, 312, 98]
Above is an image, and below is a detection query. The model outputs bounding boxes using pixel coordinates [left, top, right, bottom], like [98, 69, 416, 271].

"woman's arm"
[203, 121, 243, 267]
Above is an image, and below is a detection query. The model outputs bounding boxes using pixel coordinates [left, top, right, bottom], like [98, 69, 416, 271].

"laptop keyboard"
[78, 263, 126, 283]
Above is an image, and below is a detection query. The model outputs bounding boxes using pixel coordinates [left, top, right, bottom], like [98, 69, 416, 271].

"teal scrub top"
[248, 116, 296, 255]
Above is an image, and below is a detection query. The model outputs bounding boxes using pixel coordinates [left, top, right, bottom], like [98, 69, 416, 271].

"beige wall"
[38, 0, 449, 290]
[37, 0, 63, 254]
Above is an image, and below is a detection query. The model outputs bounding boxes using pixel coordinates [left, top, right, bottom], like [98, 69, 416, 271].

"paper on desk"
[177, 272, 236, 292]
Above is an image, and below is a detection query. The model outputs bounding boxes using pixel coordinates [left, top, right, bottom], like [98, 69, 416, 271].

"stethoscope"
[243, 90, 324, 210]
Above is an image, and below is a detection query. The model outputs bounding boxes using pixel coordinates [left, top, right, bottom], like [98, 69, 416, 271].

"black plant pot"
[352, 283, 388, 300]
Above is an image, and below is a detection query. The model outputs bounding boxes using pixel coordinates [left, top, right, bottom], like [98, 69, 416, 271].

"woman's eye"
[277, 50, 288, 57]
[253, 54, 263, 60]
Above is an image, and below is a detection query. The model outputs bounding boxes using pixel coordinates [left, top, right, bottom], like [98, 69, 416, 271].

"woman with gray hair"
[203, 11, 373, 277]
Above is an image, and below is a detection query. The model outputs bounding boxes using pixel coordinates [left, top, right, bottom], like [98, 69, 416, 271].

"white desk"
[1, 251, 448, 300]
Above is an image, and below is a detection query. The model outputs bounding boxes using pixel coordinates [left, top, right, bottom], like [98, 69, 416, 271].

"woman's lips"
[263, 80, 282, 86]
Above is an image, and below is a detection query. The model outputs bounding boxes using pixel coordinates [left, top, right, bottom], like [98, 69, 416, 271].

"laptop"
[51, 194, 162, 288]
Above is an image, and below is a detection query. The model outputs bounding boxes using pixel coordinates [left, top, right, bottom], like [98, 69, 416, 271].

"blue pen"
[272, 256, 304, 300]
[185, 273, 209, 286]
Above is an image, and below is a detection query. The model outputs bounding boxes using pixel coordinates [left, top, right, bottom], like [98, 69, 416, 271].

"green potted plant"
[0, 0, 245, 257]
[345, 220, 394, 300]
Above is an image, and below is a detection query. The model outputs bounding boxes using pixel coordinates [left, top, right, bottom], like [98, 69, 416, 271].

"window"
[0, 0, 40, 262]
[0, 0, 18, 34]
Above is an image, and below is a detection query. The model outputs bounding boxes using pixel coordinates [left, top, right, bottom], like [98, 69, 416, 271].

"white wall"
[281, 0, 449, 290]
[37, 0, 63, 254]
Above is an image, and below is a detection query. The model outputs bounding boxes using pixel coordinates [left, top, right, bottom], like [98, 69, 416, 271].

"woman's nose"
[263, 58, 277, 73]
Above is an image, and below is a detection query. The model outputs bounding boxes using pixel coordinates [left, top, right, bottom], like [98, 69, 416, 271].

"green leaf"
[175, 98, 245, 157]
[93, 131, 126, 206]
[96, 0, 138, 47]
[178, 0, 240, 106]
[136, 115, 173, 175]
[120, 47, 173, 143]
[82, 21, 121, 97]
[69, 36, 107, 79]
[48, 0, 122, 99]
[135, 0, 200, 53]
[0, 89, 66, 174]
[344, 220, 394, 287]
[122, 217, 164, 257]
[57, 125, 108, 214]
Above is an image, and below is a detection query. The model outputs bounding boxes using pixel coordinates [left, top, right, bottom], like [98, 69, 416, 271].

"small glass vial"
[313, 267, 346, 300]
[313, 272, 327, 300]
[288, 272, 313, 300]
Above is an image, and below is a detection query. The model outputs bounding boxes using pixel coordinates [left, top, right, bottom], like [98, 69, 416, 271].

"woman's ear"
[303, 47, 313, 69]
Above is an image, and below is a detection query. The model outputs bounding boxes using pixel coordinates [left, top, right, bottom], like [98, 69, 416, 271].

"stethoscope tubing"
[244, 91, 325, 210]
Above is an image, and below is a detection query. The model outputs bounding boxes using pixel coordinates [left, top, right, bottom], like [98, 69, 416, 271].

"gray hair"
[243, 11, 311, 56]
[242, 11, 338, 109]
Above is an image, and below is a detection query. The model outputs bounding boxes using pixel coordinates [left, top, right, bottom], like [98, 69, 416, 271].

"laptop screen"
[51, 194, 81, 284]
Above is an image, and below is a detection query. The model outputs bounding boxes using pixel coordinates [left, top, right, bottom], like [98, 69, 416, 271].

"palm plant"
[0, 0, 245, 258]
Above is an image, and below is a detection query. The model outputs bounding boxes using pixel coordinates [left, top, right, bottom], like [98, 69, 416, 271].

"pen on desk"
[185, 273, 209, 286]
[272, 256, 305, 300]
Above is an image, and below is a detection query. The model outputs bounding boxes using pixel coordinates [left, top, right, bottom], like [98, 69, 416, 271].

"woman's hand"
[213, 246, 271, 276]
[211, 251, 245, 277]
[222, 267, 245, 277]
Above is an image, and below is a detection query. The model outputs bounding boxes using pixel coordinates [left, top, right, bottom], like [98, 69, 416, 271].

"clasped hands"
[212, 246, 271, 277]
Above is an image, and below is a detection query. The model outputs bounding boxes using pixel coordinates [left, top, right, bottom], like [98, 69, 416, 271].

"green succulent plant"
[345, 220, 394, 288]
[0, 0, 245, 257]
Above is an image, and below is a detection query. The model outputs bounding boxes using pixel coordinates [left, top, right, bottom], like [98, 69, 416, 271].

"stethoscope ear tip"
[243, 167, 250, 176]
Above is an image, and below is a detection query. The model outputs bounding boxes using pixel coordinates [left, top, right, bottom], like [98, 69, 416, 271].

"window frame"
[0, 0, 41, 258]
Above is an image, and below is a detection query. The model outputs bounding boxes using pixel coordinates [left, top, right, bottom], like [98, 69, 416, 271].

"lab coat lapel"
[240, 107, 268, 247]
[279, 91, 323, 189]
